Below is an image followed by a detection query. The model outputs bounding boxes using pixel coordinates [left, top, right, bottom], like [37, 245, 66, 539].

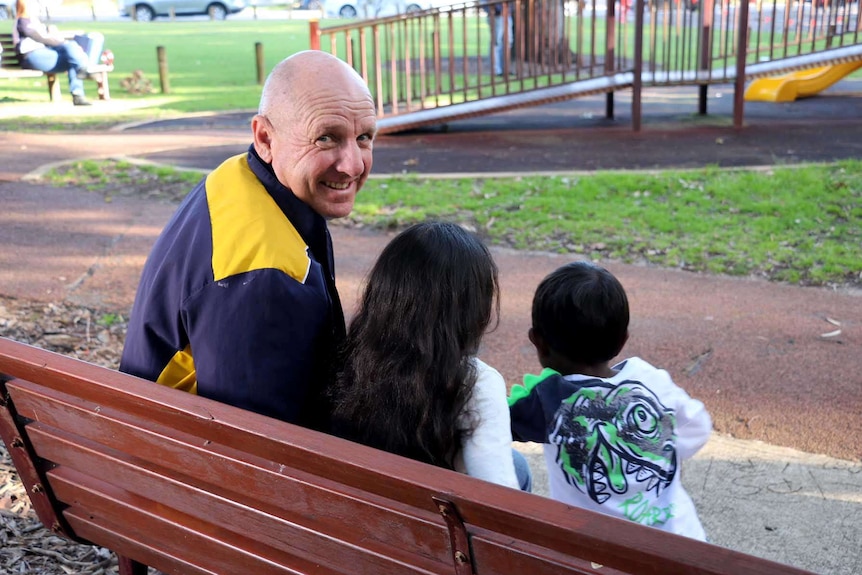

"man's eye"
[317, 135, 332, 143]
[357, 134, 373, 143]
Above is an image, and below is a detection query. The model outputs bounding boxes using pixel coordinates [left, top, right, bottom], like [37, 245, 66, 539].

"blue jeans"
[512, 449, 532, 493]
[489, 13, 513, 75]
[73, 32, 105, 67]
[21, 41, 90, 96]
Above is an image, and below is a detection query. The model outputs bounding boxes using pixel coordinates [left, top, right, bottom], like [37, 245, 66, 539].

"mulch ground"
[0, 296, 129, 575]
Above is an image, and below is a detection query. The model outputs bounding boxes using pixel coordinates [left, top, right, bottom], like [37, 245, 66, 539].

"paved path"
[1, 87, 860, 573]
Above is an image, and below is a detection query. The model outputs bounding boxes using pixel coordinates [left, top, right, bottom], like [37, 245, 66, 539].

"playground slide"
[745, 61, 862, 102]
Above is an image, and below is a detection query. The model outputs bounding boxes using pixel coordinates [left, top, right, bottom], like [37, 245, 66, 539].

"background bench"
[0, 33, 112, 101]
[0, 336, 815, 575]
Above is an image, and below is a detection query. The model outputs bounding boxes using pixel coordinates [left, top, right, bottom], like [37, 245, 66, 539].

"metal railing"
[313, 0, 861, 131]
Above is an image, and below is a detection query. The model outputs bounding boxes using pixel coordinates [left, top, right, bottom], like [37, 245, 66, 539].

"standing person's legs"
[505, 14, 513, 72]
[490, 14, 505, 75]
[490, 13, 514, 75]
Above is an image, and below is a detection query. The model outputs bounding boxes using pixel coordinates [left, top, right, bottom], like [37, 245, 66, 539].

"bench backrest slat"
[0, 33, 26, 69]
[64, 507, 220, 575]
[0, 337, 815, 575]
[51, 467, 343, 575]
[469, 536, 629, 575]
[14, 385, 454, 574]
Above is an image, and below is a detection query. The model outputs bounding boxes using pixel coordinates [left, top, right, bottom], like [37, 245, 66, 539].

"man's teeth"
[326, 181, 351, 190]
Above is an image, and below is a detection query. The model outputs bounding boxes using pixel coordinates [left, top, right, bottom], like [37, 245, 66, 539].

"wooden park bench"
[0, 336, 815, 575]
[0, 33, 112, 101]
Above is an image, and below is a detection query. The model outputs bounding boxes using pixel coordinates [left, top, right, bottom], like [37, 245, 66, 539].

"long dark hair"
[331, 221, 499, 469]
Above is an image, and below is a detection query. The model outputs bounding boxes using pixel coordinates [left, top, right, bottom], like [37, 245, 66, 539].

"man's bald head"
[259, 51, 372, 125]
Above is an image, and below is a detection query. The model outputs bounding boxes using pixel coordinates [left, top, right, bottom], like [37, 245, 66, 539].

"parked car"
[324, 0, 452, 18]
[118, 0, 248, 21]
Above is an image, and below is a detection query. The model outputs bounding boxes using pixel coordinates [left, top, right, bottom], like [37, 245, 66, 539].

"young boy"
[508, 261, 712, 540]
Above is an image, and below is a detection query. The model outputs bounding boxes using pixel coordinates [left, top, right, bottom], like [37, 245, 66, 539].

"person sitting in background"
[12, 0, 102, 106]
[331, 221, 532, 491]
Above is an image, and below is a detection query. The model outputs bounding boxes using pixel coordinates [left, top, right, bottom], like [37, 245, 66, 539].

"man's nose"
[337, 141, 365, 177]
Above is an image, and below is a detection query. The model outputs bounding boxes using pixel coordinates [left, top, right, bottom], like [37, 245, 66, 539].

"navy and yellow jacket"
[120, 146, 345, 430]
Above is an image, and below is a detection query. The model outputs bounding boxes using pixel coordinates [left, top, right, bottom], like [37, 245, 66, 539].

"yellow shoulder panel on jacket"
[206, 155, 311, 283]
[156, 344, 198, 394]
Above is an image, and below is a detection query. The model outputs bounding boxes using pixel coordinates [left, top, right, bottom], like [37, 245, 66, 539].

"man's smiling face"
[253, 52, 377, 219]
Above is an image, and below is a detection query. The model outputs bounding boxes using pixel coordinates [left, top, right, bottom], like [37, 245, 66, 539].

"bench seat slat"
[0, 69, 45, 78]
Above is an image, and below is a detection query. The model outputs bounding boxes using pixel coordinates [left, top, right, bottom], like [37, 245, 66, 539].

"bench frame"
[0, 32, 112, 101]
[0, 336, 814, 575]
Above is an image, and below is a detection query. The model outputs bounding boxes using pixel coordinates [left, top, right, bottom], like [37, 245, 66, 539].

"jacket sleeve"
[507, 368, 561, 443]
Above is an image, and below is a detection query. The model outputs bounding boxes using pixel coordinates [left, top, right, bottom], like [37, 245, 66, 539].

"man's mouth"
[324, 181, 352, 190]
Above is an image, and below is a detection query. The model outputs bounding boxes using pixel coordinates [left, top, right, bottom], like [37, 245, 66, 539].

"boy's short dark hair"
[532, 261, 629, 365]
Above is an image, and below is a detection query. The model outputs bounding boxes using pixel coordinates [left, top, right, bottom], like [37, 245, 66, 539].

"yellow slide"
[745, 61, 862, 102]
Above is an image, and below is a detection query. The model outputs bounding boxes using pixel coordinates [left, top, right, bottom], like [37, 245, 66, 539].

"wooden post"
[255, 42, 265, 85]
[632, 0, 644, 132]
[91, 2, 97, 20]
[605, 0, 615, 119]
[170, 6, 176, 20]
[732, 0, 749, 129]
[157, 46, 171, 94]
[698, 0, 716, 115]
[309, 20, 320, 51]
[47, 74, 61, 102]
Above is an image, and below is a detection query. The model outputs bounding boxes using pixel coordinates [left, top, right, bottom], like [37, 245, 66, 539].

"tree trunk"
[517, 0, 574, 67]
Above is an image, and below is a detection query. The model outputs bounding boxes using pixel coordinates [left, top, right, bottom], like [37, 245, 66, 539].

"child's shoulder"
[613, 356, 672, 382]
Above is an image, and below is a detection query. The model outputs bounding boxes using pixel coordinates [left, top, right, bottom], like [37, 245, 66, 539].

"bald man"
[120, 51, 377, 429]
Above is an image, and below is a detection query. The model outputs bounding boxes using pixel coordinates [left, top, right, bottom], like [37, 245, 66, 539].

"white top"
[544, 357, 711, 540]
[453, 358, 520, 489]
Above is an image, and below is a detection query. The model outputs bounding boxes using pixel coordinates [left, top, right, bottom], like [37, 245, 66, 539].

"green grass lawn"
[1, 19, 316, 128]
[45, 159, 862, 289]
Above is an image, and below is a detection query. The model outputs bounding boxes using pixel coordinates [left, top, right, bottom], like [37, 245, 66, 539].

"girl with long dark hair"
[332, 221, 526, 489]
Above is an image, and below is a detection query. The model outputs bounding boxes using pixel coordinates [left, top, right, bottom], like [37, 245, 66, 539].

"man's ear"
[251, 114, 273, 163]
